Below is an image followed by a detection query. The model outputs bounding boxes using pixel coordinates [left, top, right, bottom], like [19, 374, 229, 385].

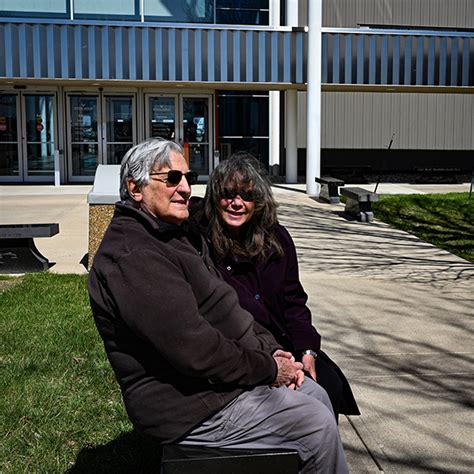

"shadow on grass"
[372, 194, 474, 262]
[67, 431, 162, 474]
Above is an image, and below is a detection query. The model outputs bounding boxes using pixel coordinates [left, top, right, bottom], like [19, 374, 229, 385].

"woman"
[195, 153, 359, 419]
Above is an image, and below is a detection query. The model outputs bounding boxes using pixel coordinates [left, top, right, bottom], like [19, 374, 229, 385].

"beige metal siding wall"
[297, 92, 474, 150]
[323, 0, 474, 29]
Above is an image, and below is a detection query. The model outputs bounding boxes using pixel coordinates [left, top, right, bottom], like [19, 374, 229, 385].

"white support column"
[285, 0, 299, 183]
[268, 0, 280, 176]
[285, 90, 298, 182]
[54, 150, 60, 186]
[306, 0, 322, 196]
[269, 91, 280, 175]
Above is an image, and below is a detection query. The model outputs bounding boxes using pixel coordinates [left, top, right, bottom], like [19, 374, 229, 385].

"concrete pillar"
[306, 0, 322, 196]
[269, 91, 280, 175]
[285, 0, 299, 183]
[54, 150, 60, 186]
[268, 0, 280, 176]
[285, 90, 298, 183]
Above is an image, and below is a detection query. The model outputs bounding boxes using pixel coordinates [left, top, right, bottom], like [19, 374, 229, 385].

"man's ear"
[127, 179, 143, 202]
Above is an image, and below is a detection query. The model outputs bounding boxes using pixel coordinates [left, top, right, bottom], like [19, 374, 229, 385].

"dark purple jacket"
[214, 224, 322, 355]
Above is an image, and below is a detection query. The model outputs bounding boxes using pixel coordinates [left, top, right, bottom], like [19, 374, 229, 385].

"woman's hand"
[302, 354, 317, 381]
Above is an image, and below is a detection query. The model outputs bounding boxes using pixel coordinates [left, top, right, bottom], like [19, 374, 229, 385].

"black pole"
[374, 133, 395, 193]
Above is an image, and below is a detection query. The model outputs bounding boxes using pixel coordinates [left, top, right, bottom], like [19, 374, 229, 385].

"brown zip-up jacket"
[88, 202, 280, 442]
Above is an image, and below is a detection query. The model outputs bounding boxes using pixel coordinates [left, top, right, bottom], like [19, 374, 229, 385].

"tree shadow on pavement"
[277, 201, 474, 289]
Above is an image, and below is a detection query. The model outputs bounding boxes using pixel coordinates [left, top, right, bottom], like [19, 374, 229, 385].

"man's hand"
[272, 349, 295, 362]
[302, 354, 317, 381]
[273, 355, 304, 388]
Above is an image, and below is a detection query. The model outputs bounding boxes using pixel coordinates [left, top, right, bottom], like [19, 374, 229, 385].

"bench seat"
[315, 176, 345, 204]
[340, 187, 379, 223]
[0, 223, 59, 273]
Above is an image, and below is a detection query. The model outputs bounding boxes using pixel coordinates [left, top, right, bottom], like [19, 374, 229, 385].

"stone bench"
[87, 164, 121, 269]
[161, 445, 299, 473]
[0, 223, 59, 273]
[315, 176, 345, 204]
[340, 187, 379, 223]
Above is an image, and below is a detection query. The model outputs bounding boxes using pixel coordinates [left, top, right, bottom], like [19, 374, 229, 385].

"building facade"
[0, 0, 473, 185]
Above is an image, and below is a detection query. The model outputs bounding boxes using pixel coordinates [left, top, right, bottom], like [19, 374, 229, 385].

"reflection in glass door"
[148, 96, 176, 140]
[68, 93, 136, 180]
[24, 95, 55, 179]
[104, 96, 135, 164]
[0, 95, 20, 179]
[182, 97, 209, 176]
[69, 95, 99, 177]
[146, 94, 211, 176]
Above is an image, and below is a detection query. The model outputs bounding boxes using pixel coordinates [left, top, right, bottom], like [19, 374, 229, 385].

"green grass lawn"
[1, 274, 162, 473]
[373, 192, 474, 262]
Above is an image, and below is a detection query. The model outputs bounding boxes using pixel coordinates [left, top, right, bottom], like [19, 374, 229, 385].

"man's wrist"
[302, 349, 318, 360]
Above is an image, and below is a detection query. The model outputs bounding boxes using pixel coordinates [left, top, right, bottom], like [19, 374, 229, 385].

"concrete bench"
[315, 176, 345, 204]
[0, 223, 59, 273]
[340, 187, 379, 223]
[161, 445, 299, 473]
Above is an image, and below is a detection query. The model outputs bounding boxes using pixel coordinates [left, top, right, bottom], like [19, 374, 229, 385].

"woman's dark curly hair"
[204, 152, 282, 259]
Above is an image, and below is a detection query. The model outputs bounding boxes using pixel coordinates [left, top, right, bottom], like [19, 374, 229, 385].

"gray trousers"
[178, 377, 349, 473]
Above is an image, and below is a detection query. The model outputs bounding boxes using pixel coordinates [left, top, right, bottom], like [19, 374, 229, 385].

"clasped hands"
[272, 349, 305, 390]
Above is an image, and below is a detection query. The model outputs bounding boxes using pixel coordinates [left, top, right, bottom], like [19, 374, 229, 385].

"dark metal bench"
[340, 187, 379, 223]
[315, 176, 345, 204]
[0, 223, 59, 273]
[161, 445, 299, 473]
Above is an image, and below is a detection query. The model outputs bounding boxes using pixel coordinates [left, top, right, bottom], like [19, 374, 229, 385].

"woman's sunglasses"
[150, 170, 198, 186]
[221, 188, 255, 202]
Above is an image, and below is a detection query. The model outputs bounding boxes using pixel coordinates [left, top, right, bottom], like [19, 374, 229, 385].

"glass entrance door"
[148, 96, 177, 140]
[67, 93, 136, 180]
[0, 94, 20, 181]
[0, 93, 56, 182]
[182, 97, 209, 176]
[23, 94, 56, 180]
[146, 94, 212, 176]
[103, 96, 135, 164]
[69, 95, 100, 178]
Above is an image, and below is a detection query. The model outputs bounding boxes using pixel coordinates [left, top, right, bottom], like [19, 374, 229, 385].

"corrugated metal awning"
[0, 20, 472, 88]
[0, 21, 306, 85]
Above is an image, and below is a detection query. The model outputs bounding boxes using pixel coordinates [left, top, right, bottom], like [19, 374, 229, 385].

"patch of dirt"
[0, 277, 23, 292]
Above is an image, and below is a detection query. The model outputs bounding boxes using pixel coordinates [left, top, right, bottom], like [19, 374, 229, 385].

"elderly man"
[88, 138, 348, 473]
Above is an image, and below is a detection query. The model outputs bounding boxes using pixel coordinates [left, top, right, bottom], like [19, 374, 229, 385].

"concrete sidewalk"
[1, 183, 473, 472]
[272, 186, 473, 473]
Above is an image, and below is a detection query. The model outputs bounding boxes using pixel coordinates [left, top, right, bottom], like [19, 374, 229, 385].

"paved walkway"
[1, 183, 473, 472]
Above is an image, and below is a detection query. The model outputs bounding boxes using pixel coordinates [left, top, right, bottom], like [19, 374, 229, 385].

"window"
[216, 0, 269, 25]
[218, 92, 269, 168]
[74, 0, 139, 20]
[0, 0, 68, 19]
[144, 0, 213, 24]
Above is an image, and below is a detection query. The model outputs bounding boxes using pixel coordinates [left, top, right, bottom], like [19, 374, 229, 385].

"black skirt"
[314, 350, 360, 417]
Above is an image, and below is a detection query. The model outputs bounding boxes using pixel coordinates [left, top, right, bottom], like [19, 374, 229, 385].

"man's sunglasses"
[221, 188, 255, 202]
[150, 170, 198, 186]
